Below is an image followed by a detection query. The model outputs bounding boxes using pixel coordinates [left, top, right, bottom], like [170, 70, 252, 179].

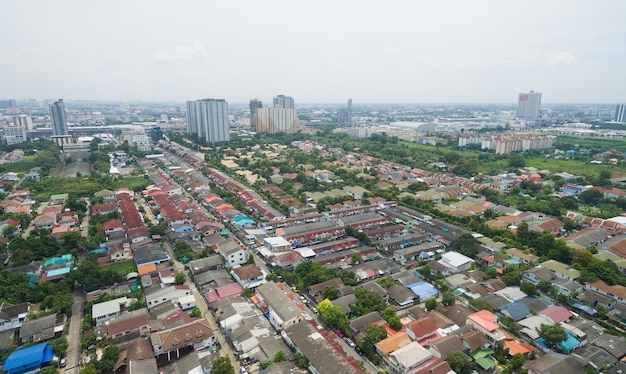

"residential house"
[218, 240, 248, 267]
[33, 214, 57, 230]
[150, 318, 213, 359]
[506, 248, 539, 264]
[387, 341, 434, 374]
[0, 302, 29, 332]
[524, 353, 585, 374]
[255, 282, 306, 331]
[101, 310, 150, 342]
[541, 260, 581, 281]
[145, 285, 191, 310]
[436, 251, 474, 276]
[405, 317, 439, 343]
[92, 297, 130, 325]
[231, 264, 267, 289]
[466, 310, 506, 346]
[19, 313, 66, 344]
[386, 285, 419, 309]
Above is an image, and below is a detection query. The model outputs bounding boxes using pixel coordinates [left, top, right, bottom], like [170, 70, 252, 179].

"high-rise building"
[49, 99, 69, 135]
[338, 98, 353, 125]
[516, 91, 542, 120]
[255, 107, 297, 134]
[615, 104, 626, 123]
[13, 115, 33, 131]
[273, 95, 294, 109]
[3, 126, 27, 145]
[186, 99, 229, 146]
[249, 99, 263, 131]
[150, 126, 163, 142]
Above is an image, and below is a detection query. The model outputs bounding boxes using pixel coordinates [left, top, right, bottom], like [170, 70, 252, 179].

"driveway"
[64, 287, 84, 373]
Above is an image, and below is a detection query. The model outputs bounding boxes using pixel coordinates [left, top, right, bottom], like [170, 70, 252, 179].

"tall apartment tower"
[273, 95, 294, 109]
[49, 99, 69, 135]
[13, 115, 33, 131]
[255, 107, 297, 134]
[615, 104, 626, 123]
[249, 99, 263, 131]
[516, 91, 542, 120]
[186, 99, 229, 146]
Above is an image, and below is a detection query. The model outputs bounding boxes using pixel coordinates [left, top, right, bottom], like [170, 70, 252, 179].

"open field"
[1, 155, 40, 173]
[102, 260, 136, 275]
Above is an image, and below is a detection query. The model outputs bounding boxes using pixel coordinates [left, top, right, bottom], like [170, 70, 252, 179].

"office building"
[615, 104, 626, 123]
[3, 126, 27, 145]
[150, 126, 163, 142]
[273, 95, 294, 109]
[249, 99, 263, 131]
[49, 99, 69, 136]
[516, 91, 542, 120]
[338, 98, 353, 125]
[186, 99, 229, 146]
[13, 115, 33, 131]
[255, 107, 297, 134]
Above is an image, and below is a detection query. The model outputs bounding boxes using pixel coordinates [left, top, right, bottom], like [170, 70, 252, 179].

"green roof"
[50, 193, 69, 200]
[476, 357, 496, 370]
[541, 259, 581, 279]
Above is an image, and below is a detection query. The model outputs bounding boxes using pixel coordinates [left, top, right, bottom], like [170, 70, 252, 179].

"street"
[64, 287, 85, 373]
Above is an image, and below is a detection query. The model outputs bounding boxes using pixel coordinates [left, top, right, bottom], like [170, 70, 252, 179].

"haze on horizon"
[1, 1, 625, 104]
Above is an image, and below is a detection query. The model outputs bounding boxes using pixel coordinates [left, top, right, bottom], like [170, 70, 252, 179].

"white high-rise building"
[615, 104, 626, 123]
[186, 99, 229, 146]
[516, 91, 542, 120]
[255, 107, 297, 134]
[13, 115, 33, 131]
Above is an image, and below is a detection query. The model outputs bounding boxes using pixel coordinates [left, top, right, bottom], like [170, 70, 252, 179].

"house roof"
[3, 342, 54, 372]
[232, 264, 262, 281]
[468, 310, 499, 331]
[503, 339, 534, 355]
[431, 335, 465, 359]
[388, 341, 432, 369]
[524, 354, 585, 374]
[540, 260, 581, 279]
[586, 280, 626, 300]
[104, 310, 150, 337]
[539, 305, 574, 324]
[152, 318, 212, 353]
[501, 301, 532, 321]
[407, 317, 438, 339]
[375, 331, 412, 355]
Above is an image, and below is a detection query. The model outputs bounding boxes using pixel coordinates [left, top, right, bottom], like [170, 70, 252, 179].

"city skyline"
[2, 1, 626, 104]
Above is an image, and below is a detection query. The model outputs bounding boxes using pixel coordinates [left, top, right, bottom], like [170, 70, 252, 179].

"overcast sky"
[2, 1, 625, 104]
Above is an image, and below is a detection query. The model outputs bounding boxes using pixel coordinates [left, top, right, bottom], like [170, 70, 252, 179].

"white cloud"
[548, 51, 578, 68]
[152, 42, 208, 64]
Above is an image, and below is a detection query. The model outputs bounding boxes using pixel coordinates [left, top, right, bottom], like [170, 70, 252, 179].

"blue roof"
[407, 281, 439, 301]
[47, 266, 71, 277]
[232, 215, 255, 226]
[537, 331, 580, 353]
[4, 343, 53, 373]
[501, 301, 532, 321]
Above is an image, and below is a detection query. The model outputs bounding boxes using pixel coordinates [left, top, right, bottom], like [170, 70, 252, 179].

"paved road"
[64, 287, 85, 373]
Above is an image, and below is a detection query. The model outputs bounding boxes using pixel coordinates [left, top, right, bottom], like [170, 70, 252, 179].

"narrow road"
[64, 287, 85, 373]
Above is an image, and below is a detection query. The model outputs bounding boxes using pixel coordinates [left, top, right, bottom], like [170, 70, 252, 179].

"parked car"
[335, 329, 345, 338]
[59, 358, 67, 368]
[345, 338, 356, 348]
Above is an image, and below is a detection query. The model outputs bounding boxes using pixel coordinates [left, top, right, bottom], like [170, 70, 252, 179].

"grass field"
[1, 155, 40, 173]
[103, 260, 137, 275]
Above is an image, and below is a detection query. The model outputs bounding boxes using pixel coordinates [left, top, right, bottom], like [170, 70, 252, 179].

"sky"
[1, 1, 626, 104]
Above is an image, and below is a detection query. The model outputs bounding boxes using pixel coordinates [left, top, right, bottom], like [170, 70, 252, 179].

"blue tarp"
[407, 281, 439, 301]
[4, 343, 53, 374]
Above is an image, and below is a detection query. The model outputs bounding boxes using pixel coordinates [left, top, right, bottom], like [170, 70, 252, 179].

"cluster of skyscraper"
[251, 95, 297, 134]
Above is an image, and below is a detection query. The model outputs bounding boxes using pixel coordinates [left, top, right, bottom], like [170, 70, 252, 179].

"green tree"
[323, 286, 340, 301]
[190, 308, 202, 318]
[294, 352, 309, 368]
[212, 356, 235, 374]
[382, 307, 397, 322]
[520, 281, 538, 296]
[425, 298, 438, 311]
[537, 279, 556, 295]
[579, 189, 603, 205]
[454, 234, 477, 257]
[40, 366, 58, 374]
[537, 324, 567, 347]
[51, 336, 69, 357]
[510, 353, 526, 370]
[174, 273, 186, 285]
[388, 316, 403, 331]
[502, 270, 523, 286]
[469, 298, 494, 313]
[273, 350, 287, 362]
[363, 324, 388, 348]
[447, 352, 475, 374]
[441, 291, 456, 306]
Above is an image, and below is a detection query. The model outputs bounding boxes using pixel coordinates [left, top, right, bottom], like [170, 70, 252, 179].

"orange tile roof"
[375, 331, 411, 355]
[503, 340, 533, 355]
[137, 263, 157, 276]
